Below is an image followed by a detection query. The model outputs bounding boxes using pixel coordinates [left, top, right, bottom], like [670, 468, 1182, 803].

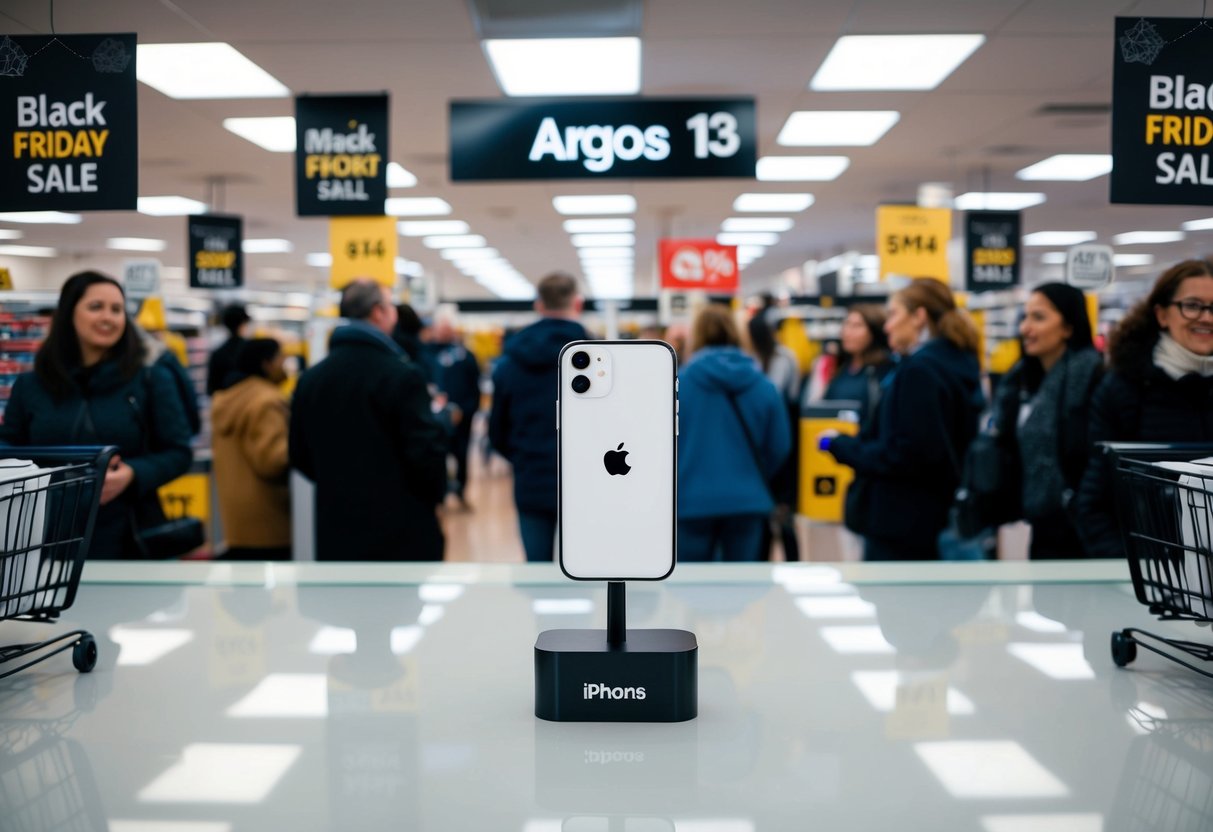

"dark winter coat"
[488, 317, 589, 514]
[823, 358, 895, 427]
[423, 341, 482, 418]
[289, 324, 448, 561]
[0, 359, 193, 558]
[207, 334, 244, 396]
[1076, 344, 1213, 558]
[828, 338, 984, 558]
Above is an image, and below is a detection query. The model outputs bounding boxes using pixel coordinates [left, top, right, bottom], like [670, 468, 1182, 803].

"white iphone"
[558, 340, 678, 581]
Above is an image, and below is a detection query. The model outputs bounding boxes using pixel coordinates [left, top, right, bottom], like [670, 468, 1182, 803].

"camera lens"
[571, 350, 590, 369]
[571, 375, 591, 394]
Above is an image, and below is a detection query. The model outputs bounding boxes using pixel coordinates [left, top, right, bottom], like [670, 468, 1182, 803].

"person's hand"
[100, 456, 135, 505]
[816, 430, 839, 452]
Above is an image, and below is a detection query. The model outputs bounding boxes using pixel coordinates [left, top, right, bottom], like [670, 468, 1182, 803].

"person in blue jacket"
[0, 271, 193, 558]
[678, 304, 790, 562]
[822, 279, 984, 561]
[489, 272, 589, 562]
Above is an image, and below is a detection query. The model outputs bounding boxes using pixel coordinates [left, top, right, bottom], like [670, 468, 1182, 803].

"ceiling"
[1, 0, 1208, 300]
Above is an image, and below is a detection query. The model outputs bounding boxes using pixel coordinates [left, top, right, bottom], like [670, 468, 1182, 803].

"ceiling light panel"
[107, 237, 167, 252]
[386, 197, 453, 217]
[223, 117, 296, 152]
[1183, 217, 1213, 230]
[571, 233, 635, 248]
[563, 218, 636, 233]
[399, 220, 470, 236]
[578, 247, 634, 259]
[1112, 231, 1185, 244]
[387, 162, 418, 188]
[422, 234, 487, 249]
[756, 157, 850, 182]
[953, 192, 1046, 211]
[137, 196, 209, 216]
[722, 217, 794, 233]
[733, 193, 814, 213]
[484, 38, 640, 96]
[306, 252, 332, 267]
[137, 43, 289, 99]
[242, 239, 293, 254]
[0, 211, 81, 224]
[0, 245, 57, 257]
[777, 111, 900, 147]
[810, 34, 986, 91]
[1016, 154, 1113, 181]
[1022, 231, 1097, 246]
[443, 248, 500, 261]
[717, 232, 779, 246]
[553, 195, 636, 215]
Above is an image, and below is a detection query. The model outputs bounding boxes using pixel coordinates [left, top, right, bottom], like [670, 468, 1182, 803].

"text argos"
[583, 682, 647, 701]
[530, 117, 670, 173]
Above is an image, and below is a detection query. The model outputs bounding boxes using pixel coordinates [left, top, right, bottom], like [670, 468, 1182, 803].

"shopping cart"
[0, 446, 116, 680]
[1105, 442, 1213, 678]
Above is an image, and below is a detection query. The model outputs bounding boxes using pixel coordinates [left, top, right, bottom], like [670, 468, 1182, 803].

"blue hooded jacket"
[678, 346, 791, 520]
[489, 317, 589, 514]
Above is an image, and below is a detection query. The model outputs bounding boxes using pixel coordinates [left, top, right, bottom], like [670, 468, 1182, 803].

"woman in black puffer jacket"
[1076, 259, 1213, 557]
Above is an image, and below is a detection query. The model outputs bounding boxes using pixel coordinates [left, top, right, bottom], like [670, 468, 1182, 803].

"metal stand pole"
[607, 581, 626, 647]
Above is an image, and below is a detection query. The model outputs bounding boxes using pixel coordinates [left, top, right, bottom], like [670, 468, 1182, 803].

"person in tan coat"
[211, 338, 292, 560]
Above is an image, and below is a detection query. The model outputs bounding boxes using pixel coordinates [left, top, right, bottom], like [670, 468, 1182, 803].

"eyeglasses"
[1171, 299, 1213, 321]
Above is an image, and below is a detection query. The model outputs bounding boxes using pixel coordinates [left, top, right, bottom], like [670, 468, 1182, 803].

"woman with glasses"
[1077, 258, 1213, 557]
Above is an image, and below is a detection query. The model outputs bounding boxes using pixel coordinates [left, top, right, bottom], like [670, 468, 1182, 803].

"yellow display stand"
[798, 404, 861, 522]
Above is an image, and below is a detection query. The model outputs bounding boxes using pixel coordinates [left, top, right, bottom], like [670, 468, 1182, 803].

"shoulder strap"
[723, 388, 773, 497]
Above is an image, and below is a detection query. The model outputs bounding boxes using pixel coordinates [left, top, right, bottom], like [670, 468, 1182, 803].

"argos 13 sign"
[188, 215, 243, 289]
[295, 94, 388, 216]
[1112, 17, 1213, 204]
[449, 99, 755, 180]
[0, 33, 137, 211]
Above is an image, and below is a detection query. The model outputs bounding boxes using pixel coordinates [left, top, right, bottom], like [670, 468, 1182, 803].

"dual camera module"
[570, 350, 592, 393]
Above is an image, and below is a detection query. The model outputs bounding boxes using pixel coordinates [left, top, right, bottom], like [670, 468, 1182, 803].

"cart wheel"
[72, 635, 97, 673]
[1111, 631, 1137, 668]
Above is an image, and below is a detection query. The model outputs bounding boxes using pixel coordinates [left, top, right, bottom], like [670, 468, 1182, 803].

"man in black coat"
[290, 280, 448, 560]
[422, 305, 482, 508]
[489, 272, 589, 562]
[207, 304, 250, 396]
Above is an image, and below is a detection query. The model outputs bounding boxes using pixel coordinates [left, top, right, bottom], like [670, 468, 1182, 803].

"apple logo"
[603, 442, 632, 476]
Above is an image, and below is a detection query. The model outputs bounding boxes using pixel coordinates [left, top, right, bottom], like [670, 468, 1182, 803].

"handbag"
[843, 476, 870, 536]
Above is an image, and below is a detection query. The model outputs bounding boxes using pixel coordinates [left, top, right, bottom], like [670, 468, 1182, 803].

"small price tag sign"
[329, 215, 398, 288]
[877, 205, 952, 283]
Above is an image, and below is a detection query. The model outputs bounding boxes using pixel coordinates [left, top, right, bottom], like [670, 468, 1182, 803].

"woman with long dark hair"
[822, 279, 985, 561]
[0, 272, 192, 557]
[1077, 259, 1213, 557]
[822, 304, 894, 426]
[992, 283, 1103, 558]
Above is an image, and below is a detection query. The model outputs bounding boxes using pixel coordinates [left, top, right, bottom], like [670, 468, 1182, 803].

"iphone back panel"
[558, 340, 677, 581]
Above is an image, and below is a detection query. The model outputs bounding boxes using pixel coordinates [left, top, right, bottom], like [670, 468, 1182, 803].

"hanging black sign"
[0, 33, 137, 211]
[295, 94, 388, 216]
[1111, 17, 1213, 205]
[965, 211, 1020, 293]
[188, 214, 243, 289]
[450, 98, 756, 181]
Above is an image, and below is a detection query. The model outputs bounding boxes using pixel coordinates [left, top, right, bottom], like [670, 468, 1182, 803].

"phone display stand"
[535, 582, 697, 722]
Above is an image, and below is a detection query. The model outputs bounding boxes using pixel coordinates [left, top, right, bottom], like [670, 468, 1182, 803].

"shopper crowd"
[3, 260, 1212, 563]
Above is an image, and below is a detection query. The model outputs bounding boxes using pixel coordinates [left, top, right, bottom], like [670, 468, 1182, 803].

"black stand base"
[534, 628, 698, 722]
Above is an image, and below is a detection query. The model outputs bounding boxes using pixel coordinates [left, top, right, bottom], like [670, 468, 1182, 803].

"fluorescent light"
[1113, 253, 1155, 266]
[756, 156, 850, 182]
[395, 258, 423, 277]
[1023, 231, 1097, 246]
[953, 192, 1046, 210]
[226, 674, 327, 718]
[442, 248, 500, 261]
[1040, 252, 1068, 265]
[734, 193, 815, 213]
[563, 218, 635, 233]
[1182, 217, 1213, 231]
[307, 626, 356, 655]
[107, 237, 167, 252]
[418, 583, 464, 603]
[223, 116, 296, 152]
[819, 626, 895, 654]
[580, 258, 633, 268]
[138, 743, 302, 804]
[387, 162, 418, 188]
[795, 596, 876, 619]
[914, 741, 1068, 798]
[0, 229, 21, 240]
[980, 814, 1104, 832]
[811, 34, 986, 91]
[0, 244, 57, 257]
[0, 211, 81, 224]
[738, 245, 766, 260]
[108, 628, 194, 666]
[242, 238, 293, 254]
[422, 234, 486, 249]
[418, 604, 445, 626]
[306, 252, 332, 267]
[579, 247, 634, 260]
[571, 233, 635, 248]
[532, 599, 595, 615]
[138, 196, 209, 216]
[1112, 230, 1184, 245]
[1008, 643, 1095, 680]
[1015, 611, 1068, 633]
[137, 43, 289, 99]
[722, 217, 794, 233]
[386, 197, 452, 216]
[484, 38, 640, 96]
[777, 111, 900, 146]
[399, 220, 470, 236]
[1016, 154, 1113, 181]
[586, 273, 633, 300]
[553, 195, 636, 215]
[717, 232, 779, 246]
[391, 626, 424, 654]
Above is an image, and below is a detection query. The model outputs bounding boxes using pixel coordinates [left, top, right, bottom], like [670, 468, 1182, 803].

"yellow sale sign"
[329, 215, 397, 289]
[877, 205, 952, 282]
